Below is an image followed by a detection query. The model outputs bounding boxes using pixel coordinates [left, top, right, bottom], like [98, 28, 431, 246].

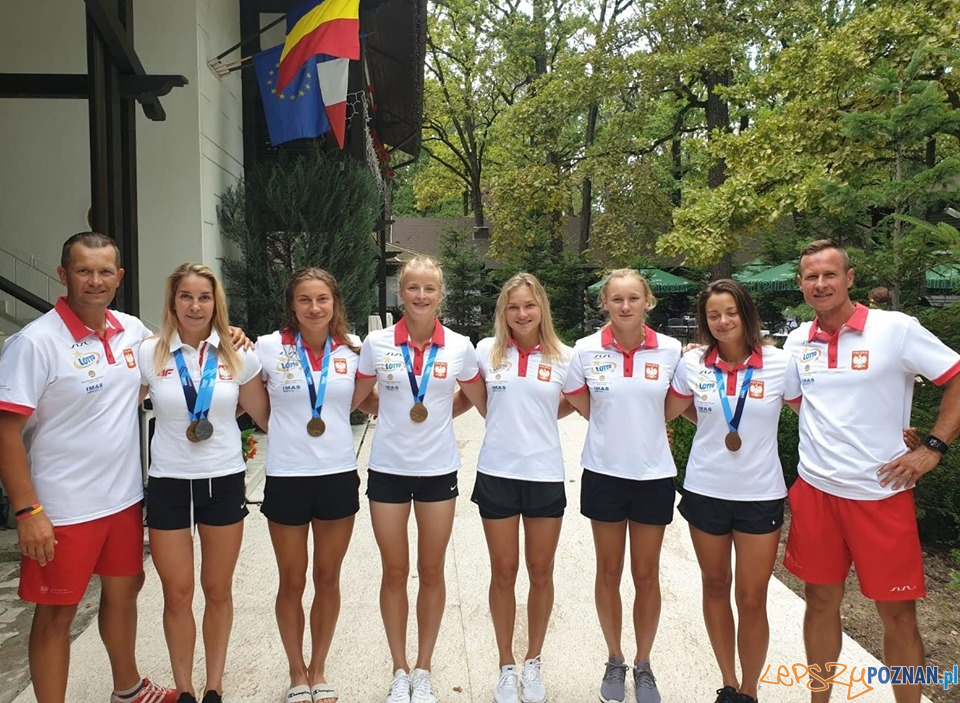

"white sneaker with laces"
[494, 665, 520, 703]
[385, 669, 411, 703]
[520, 657, 546, 703]
[410, 668, 437, 703]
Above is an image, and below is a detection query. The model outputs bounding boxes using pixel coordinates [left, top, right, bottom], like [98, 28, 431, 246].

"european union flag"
[253, 44, 331, 146]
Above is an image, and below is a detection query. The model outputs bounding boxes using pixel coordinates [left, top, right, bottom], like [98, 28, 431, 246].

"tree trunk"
[579, 102, 599, 252]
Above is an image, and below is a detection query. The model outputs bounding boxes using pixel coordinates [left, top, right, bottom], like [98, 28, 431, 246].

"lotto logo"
[644, 363, 659, 380]
[433, 362, 448, 379]
[749, 380, 765, 398]
[851, 350, 869, 370]
[334, 358, 348, 375]
[537, 364, 552, 382]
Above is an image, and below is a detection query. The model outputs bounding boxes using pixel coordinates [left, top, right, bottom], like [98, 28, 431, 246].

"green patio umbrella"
[732, 259, 768, 281]
[588, 268, 694, 295]
[925, 263, 960, 291]
[740, 261, 799, 292]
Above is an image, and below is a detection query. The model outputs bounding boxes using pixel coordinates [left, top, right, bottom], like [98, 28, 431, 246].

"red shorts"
[19, 503, 145, 606]
[784, 478, 925, 600]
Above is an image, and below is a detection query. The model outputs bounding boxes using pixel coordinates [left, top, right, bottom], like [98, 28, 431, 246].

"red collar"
[703, 346, 765, 371]
[601, 324, 658, 352]
[510, 339, 543, 355]
[395, 317, 445, 348]
[808, 303, 868, 342]
[55, 296, 124, 342]
[280, 328, 344, 350]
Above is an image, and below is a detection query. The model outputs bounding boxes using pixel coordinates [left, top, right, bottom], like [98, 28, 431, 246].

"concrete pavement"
[10, 412, 928, 703]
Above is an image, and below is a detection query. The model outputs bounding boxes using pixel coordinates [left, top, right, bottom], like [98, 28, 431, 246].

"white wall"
[0, 1, 90, 288]
[0, 0, 244, 331]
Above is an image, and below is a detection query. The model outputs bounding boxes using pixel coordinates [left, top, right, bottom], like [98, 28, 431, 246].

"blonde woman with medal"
[561, 269, 682, 703]
[138, 263, 268, 703]
[255, 268, 377, 703]
[663, 279, 800, 703]
[355, 257, 486, 703]
[473, 273, 575, 703]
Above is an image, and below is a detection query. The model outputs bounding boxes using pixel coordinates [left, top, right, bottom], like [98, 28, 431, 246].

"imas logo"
[73, 350, 102, 370]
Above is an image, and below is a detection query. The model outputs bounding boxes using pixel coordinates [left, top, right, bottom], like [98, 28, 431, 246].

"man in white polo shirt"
[0, 233, 175, 703]
[783, 239, 960, 703]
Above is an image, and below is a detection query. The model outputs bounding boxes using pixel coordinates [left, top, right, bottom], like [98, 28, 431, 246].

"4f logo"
[334, 358, 348, 375]
[537, 364, 552, 382]
[749, 380, 765, 399]
[644, 363, 659, 380]
[851, 351, 869, 371]
[433, 362, 448, 379]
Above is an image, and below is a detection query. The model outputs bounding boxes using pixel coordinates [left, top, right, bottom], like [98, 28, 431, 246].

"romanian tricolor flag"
[277, 0, 359, 93]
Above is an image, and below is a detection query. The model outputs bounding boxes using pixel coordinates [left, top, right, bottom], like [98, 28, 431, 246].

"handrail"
[0, 274, 53, 314]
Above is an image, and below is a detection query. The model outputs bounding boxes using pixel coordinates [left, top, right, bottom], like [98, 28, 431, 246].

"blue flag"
[253, 44, 331, 146]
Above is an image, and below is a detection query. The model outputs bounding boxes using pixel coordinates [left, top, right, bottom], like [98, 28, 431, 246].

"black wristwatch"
[922, 434, 949, 455]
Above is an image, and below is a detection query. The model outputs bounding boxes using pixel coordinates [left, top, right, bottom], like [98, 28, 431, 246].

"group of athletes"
[0, 232, 958, 703]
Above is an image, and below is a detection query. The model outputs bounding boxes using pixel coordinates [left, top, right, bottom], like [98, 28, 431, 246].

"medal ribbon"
[400, 340, 440, 407]
[713, 365, 755, 436]
[294, 333, 332, 419]
[173, 344, 219, 421]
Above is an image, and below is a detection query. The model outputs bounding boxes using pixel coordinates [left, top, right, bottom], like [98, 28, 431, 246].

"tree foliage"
[218, 152, 380, 337]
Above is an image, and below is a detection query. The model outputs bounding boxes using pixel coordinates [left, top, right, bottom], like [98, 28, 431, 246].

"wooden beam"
[0, 73, 187, 101]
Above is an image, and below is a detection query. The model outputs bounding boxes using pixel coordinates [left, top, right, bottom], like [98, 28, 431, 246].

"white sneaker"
[494, 665, 520, 703]
[520, 657, 546, 703]
[385, 670, 411, 703]
[410, 668, 437, 703]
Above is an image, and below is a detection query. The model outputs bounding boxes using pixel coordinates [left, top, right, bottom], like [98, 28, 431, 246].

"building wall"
[0, 0, 243, 331]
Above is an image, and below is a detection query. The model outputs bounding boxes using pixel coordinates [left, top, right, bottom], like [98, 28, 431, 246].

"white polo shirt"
[476, 338, 573, 482]
[358, 318, 480, 476]
[0, 297, 149, 526]
[784, 304, 960, 500]
[670, 345, 799, 501]
[257, 330, 360, 476]
[563, 326, 681, 481]
[140, 331, 261, 480]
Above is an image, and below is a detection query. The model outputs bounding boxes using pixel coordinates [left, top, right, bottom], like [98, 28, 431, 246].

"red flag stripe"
[276, 18, 359, 91]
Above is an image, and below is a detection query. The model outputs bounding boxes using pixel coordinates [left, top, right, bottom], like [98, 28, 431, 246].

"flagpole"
[208, 13, 286, 77]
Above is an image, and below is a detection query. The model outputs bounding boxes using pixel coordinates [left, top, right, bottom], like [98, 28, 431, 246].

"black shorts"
[679, 490, 784, 536]
[261, 471, 361, 525]
[580, 470, 675, 525]
[366, 469, 458, 504]
[471, 473, 565, 519]
[147, 472, 248, 530]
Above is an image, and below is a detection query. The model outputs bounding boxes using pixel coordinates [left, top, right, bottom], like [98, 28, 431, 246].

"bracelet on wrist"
[922, 434, 949, 455]
[14, 503, 43, 521]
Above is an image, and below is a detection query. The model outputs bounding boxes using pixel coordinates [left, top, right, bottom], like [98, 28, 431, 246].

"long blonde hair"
[491, 273, 565, 367]
[152, 263, 242, 378]
[597, 268, 657, 328]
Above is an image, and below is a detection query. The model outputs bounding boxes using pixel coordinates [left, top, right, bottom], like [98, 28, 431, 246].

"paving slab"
[9, 414, 928, 703]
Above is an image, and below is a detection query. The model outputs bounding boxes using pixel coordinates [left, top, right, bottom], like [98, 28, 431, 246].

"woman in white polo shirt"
[664, 279, 800, 703]
[355, 257, 486, 703]
[139, 263, 268, 703]
[473, 273, 574, 703]
[562, 269, 681, 703]
[256, 267, 377, 703]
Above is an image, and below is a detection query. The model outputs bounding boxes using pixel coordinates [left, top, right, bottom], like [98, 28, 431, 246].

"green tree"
[218, 152, 380, 336]
[437, 227, 489, 341]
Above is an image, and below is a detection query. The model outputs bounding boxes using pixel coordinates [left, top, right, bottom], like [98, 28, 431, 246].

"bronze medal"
[409, 402, 428, 423]
[724, 431, 742, 452]
[306, 417, 326, 437]
[194, 418, 214, 441]
[186, 421, 200, 443]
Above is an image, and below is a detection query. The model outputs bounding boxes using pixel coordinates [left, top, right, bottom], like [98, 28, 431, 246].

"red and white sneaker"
[110, 678, 178, 703]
